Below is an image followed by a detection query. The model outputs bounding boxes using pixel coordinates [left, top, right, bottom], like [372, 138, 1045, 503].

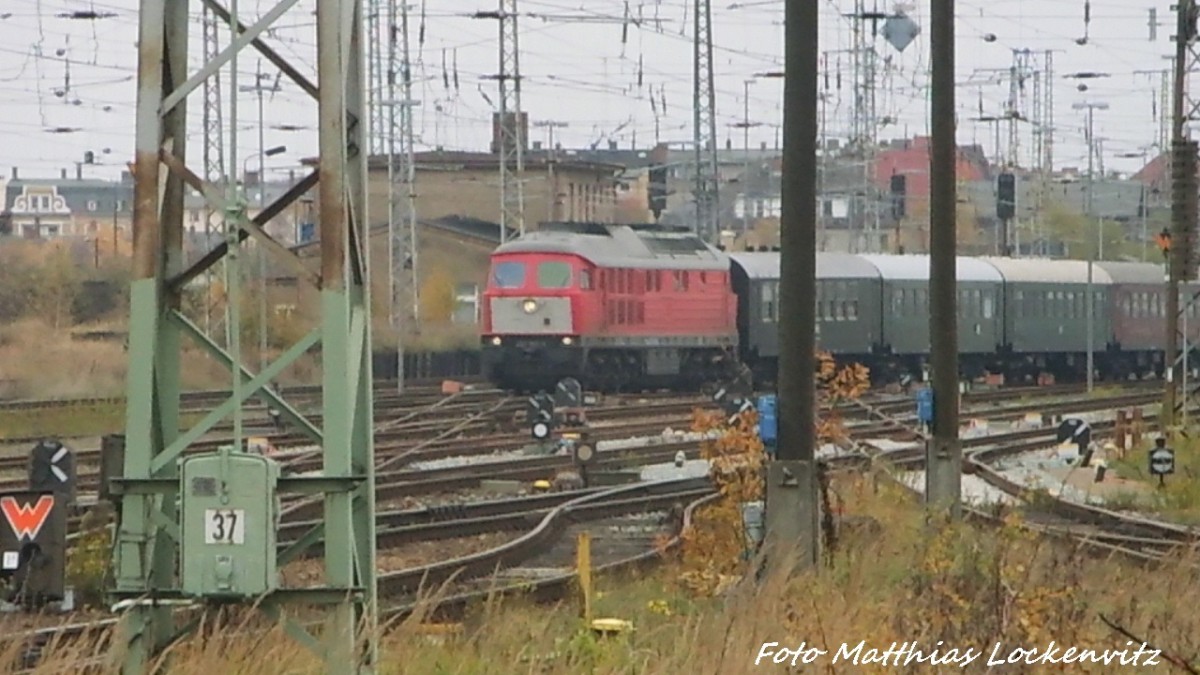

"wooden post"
[1116, 410, 1127, 453]
[1132, 408, 1144, 450]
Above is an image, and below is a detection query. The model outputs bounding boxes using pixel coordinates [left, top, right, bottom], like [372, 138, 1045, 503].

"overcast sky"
[0, 0, 1178, 182]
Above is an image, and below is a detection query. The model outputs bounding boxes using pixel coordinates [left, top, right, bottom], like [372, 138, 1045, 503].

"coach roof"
[1092, 260, 1166, 284]
[729, 251, 880, 280]
[980, 256, 1115, 284]
[856, 254, 1004, 282]
[492, 225, 730, 270]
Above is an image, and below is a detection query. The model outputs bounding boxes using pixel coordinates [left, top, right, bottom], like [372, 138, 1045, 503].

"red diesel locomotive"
[480, 222, 738, 391]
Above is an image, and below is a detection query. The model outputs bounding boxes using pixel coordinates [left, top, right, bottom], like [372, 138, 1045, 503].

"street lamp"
[242, 143, 287, 374]
[1073, 100, 1109, 392]
[732, 79, 761, 234]
[1116, 146, 1155, 261]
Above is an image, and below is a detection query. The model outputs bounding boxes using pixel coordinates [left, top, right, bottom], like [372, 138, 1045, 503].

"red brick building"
[873, 136, 992, 216]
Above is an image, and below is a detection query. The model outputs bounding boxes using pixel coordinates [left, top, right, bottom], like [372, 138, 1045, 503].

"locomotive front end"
[481, 254, 586, 391]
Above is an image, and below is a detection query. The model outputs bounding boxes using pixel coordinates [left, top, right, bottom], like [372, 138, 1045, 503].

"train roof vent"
[627, 222, 693, 233]
[538, 221, 614, 236]
[642, 235, 712, 256]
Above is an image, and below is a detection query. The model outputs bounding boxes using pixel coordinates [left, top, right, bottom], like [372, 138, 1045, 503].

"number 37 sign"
[204, 509, 246, 544]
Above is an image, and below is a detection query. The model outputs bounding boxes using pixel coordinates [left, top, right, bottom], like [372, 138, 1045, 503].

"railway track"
[0, 381, 1186, 668]
[844, 395, 1200, 564]
[35, 385, 1166, 539]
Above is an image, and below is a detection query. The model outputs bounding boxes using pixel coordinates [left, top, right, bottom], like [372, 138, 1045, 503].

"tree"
[418, 266, 456, 325]
[1041, 201, 1140, 260]
[674, 351, 870, 596]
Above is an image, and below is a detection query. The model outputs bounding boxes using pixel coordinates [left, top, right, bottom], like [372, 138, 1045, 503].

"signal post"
[1164, 0, 1200, 435]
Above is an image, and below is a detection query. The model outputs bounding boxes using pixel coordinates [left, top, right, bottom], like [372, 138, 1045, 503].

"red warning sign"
[1, 495, 54, 541]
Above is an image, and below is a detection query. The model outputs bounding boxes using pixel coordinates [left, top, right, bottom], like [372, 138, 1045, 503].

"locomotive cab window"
[580, 269, 592, 290]
[538, 261, 572, 288]
[491, 261, 526, 288]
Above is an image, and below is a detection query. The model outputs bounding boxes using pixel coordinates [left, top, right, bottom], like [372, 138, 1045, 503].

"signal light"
[997, 172, 1016, 221]
[1157, 228, 1172, 260]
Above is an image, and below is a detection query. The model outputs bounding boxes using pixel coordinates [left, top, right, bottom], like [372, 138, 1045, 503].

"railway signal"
[1157, 228, 1171, 261]
[28, 440, 76, 507]
[1056, 418, 1092, 455]
[552, 379, 587, 428]
[554, 377, 583, 408]
[1149, 437, 1175, 487]
[531, 410, 553, 441]
[563, 430, 595, 486]
[0, 490, 67, 608]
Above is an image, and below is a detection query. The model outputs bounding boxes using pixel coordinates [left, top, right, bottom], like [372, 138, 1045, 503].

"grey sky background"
[0, 0, 1176, 182]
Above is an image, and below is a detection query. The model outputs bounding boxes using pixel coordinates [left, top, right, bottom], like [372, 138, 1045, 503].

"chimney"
[289, 169, 296, 182]
[76, 164, 82, 180]
[760, 141, 767, 151]
[608, 140, 617, 151]
[533, 140, 543, 150]
[10, 167, 16, 180]
[490, 111, 529, 154]
[61, 168, 67, 179]
[725, 138, 732, 150]
[121, 170, 133, 184]
[650, 142, 669, 164]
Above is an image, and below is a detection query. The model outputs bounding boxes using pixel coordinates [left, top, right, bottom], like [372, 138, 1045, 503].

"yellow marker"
[590, 618, 634, 635]
[577, 531, 592, 622]
[533, 480, 551, 490]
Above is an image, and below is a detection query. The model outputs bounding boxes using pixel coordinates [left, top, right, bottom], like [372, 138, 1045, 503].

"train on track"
[479, 221, 1198, 392]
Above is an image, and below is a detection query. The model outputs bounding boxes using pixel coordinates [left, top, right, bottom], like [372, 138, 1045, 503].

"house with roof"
[0, 167, 133, 240]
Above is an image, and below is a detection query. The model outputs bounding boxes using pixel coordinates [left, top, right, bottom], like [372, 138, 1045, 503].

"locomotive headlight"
[522, 298, 538, 314]
[491, 336, 502, 346]
[562, 336, 573, 345]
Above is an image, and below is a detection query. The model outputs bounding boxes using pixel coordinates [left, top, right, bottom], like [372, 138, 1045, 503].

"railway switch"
[180, 447, 280, 598]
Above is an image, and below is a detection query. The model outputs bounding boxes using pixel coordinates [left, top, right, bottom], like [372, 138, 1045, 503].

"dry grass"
[1111, 432, 1200, 524]
[0, 319, 129, 400]
[11, 473, 1200, 674]
[0, 317, 333, 403]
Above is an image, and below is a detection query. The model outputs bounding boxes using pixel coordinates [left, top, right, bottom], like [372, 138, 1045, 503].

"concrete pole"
[257, 75, 268, 375]
[926, 0, 962, 517]
[1086, 107, 1095, 393]
[743, 79, 752, 235]
[765, 0, 820, 570]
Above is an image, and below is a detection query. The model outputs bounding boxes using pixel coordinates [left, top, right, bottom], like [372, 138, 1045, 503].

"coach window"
[538, 261, 572, 289]
[761, 283, 776, 322]
[491, 261, 525, 288]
